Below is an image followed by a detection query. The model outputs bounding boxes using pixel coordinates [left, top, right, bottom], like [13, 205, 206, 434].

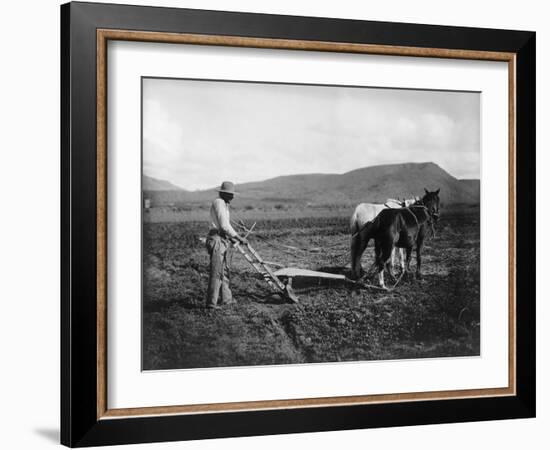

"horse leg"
[391, 247, 402, 274]
[385, 260, 396, 282]
[388, 230, 401, 279]
[415, 238, 425, 279]
[404, 246, 413, 278]
[386, 252, 397, 281]
[350, 234, 359, 279]
[374, 240, 386, 289]
[351, 231, 369, 279]
[378, 267, 386, 289]
[375, 238, 394, 289]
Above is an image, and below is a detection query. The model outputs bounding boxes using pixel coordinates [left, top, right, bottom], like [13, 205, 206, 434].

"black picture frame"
[61, 1, 535, 447]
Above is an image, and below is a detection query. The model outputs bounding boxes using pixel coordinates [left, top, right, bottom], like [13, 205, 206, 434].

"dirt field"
[142, 205, 480, 370]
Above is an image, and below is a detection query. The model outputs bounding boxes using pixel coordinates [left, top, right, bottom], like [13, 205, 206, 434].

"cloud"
[143, 79, 480, 189]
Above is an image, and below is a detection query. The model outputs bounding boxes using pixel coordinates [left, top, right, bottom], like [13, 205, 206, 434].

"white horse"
[350, 197, 418, 279]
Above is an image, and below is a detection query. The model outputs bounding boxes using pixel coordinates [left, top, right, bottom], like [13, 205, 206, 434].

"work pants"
[205, 233, 233, 306]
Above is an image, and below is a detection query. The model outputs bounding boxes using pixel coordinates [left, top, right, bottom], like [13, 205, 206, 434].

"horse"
[350, 197, 418, 279]
[361, 189, 441, 289]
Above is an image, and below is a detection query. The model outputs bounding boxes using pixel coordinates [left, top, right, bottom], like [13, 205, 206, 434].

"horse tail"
[350, 208, 359, 235]
[350, 215, 381, 279]
[362, 215, 380, 241]
[350, 208, 362, 278]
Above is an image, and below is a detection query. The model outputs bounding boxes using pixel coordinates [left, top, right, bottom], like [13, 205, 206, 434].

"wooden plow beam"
[274, 267, 403, 292]
[233, 241, 299, 303]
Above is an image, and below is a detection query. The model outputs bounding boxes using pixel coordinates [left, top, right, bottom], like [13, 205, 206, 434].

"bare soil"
[142, 205, 480, 370]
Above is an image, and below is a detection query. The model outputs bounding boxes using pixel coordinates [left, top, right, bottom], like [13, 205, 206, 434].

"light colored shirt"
[210, 198, 238, 238]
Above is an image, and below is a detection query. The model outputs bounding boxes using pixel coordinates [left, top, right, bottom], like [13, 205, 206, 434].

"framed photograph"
[61, 2, 535, 447]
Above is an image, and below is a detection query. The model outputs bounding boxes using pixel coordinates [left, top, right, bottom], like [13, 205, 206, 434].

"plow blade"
[234, 242, 299, 303]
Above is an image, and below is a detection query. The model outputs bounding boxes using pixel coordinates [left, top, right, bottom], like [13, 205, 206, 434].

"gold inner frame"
[96, 29, 517, 420]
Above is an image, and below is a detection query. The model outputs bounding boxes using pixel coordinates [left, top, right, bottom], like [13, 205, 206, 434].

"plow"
[230, 219, 402, 304]
[233, 240, 299, 303]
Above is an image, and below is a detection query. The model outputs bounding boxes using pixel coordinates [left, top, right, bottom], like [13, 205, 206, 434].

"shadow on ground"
[34, 428, 59, 444]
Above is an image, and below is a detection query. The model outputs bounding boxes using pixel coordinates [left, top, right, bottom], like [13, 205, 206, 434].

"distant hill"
[143, 175, 183, 191]
[459, 179, 480, 200]
[144, 162, 480, 207]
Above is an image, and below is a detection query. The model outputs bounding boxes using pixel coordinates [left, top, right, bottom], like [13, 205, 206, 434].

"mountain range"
[144, 162, 480, 206]
[143, 175, 184, 191]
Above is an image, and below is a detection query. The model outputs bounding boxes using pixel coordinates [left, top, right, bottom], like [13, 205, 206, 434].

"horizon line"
[144, 161, 480, 192]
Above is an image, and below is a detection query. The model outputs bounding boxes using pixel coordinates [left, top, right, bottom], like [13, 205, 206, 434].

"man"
[205, 181, 248, 309]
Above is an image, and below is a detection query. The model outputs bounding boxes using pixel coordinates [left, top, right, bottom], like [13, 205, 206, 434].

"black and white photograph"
[141, 77, 481, 370]
[1, 0, 543, 447]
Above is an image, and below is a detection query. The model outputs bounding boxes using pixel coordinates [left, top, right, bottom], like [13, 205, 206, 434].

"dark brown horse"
[360, 189, 441, 289]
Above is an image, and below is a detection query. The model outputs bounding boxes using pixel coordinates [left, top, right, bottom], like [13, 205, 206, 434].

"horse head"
[421, 188, 441, 221]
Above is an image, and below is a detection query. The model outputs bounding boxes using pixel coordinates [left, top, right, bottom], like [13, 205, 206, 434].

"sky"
[142, 78, 480, 190]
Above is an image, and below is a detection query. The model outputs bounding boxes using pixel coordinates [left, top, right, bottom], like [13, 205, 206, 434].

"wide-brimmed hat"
[216, 181, 238, 195]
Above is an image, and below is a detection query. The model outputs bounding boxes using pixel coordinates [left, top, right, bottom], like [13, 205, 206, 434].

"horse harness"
[402, 205, 436, 241]
[352, 202, 436, 240]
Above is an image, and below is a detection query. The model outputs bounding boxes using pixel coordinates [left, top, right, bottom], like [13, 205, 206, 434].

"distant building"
[144, 198, 151, 211]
